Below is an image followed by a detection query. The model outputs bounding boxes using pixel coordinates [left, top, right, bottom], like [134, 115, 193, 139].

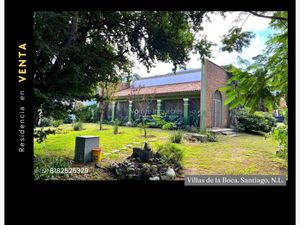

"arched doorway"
[212, 91, 222, 127]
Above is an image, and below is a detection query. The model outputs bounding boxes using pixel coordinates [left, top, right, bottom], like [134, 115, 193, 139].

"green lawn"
[34, 123, 287, 179]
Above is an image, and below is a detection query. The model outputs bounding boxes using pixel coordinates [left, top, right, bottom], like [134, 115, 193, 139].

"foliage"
[63, 115, 74, 124]
[39, 117, 53, 127]
[34, 157, 72, 180]
[198, 130, 218, 142]
[270, 108, 288, 160]
[189, 110, 200, 127]
[220, 11, 288, 113]
[169, 131, 184, 143]
[236, 108, 276, 133]
[271, 123, 288, 160]
[151, 113, 183, 129]
[163, 114, 184, 129]
[73, 121, 83, 131]
[162, 122, 176, 130]
[156, 143, 184, 166]
[52, 120, 63, 127]
[34, 128, 56, 143]
[132, 113, 183, 130]
[221, 27, 255, 53]
[207, 132, 218, 142]
[73, 103, 100, 123]
[33, 11, 215, 126]
[152, 114, 166, 128]
[113, 119, 119, 135]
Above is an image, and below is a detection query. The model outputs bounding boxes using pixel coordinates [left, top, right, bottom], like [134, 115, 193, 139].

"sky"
[132, 12, 274, 77]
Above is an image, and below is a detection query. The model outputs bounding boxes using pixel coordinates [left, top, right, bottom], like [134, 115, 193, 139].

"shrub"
[39, 117, 53, 127]
[169, 130, 183, 143]
[34, 157, 72, 180]
[207, 132, 218, 142]
[162, 122, 176, 130]
[73, 121, 83, 131]
[63, 115, 73, 124]
[189, 110, 200, 127]
[156, 143, 184, 166]
[237, 109, 276, 133]
[152, 114, 166, 128]
[271, 123, 288, 160]
[164, 114, 184, 129]
[52, 120, 63, 127]
[118, 117, 129, 126]
[133, 116, 153, 127]
[34, 128, 56, 143]
[113, 119, 119, 134]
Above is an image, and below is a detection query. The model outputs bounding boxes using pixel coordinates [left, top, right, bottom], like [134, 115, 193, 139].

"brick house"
[105, 59, 230, 130]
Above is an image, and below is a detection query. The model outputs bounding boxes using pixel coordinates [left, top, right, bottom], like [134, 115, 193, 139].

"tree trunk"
[99, 101, 103, 130]
[33, 107, 40, 128]
[33, 99, 42, 128]
[100, 110, 104, 130]
[99, 100, 107, 130]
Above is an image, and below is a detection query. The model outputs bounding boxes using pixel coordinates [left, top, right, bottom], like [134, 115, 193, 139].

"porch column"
[128, 100, 133, 122]
[183, 98, 189, 126]
[157, 99, 162, 115]
[111, 101, 116, 122]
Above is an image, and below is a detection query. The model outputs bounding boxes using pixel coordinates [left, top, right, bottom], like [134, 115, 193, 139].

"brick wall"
[205, 60, 229, 128]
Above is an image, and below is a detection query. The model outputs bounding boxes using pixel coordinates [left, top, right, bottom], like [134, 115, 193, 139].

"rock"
[184, 133, 207, 143]
[140, 151, 152, 162]
[166, 167, 176, 178]
[144, 142, 151, 151]
[149, 176, 160, 181]
[135, 157, 142, 163]
[132, 146, 153, 162]
[154, 152, 161, 158]
[126, 166, 135, 174]
[160, 175, 170, 180]
[132, 147, 143, 158]
[197, 134, 208, 142]
[185, 125, 199, 133]
[110, 162, 118, 169]
[150, 165, 158, 174]
[135, 168, 141, 174]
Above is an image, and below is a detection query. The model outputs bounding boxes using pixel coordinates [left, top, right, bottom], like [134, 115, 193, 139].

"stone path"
[208, 128, 240, 137]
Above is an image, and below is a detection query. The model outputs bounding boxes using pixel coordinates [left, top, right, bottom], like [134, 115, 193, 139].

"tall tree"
[33, 11, 214, 126]
[219, 11, 288, 113]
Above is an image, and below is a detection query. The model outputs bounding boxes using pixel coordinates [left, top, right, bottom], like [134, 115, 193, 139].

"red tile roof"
[116, 81, 201, 97]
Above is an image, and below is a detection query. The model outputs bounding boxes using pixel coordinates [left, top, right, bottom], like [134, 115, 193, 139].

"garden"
[34, 108, 288, 181]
